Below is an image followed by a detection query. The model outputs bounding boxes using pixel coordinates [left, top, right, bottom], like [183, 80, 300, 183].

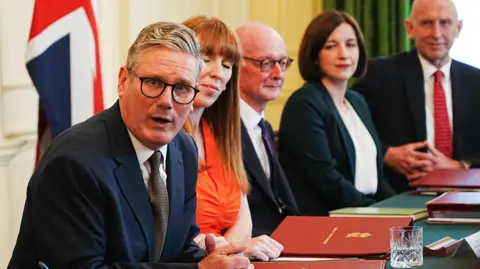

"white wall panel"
[0, 0, 35, 87]
[2, 85, 38, 138]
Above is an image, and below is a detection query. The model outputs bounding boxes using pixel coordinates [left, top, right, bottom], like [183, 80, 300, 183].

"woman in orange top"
[183, 16, 283, 261]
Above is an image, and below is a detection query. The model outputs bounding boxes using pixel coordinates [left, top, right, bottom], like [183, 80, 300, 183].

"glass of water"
[390, 226, 423, 268]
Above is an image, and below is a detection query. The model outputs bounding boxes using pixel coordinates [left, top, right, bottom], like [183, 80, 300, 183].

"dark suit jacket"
[241, 120, 299, 236]
[278, 82, 395, 216]
[353, 49, 480, 193]
[8, 102, 204, 269]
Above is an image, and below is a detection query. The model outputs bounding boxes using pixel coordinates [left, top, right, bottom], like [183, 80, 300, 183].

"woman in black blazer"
[278, 11, 395, 216]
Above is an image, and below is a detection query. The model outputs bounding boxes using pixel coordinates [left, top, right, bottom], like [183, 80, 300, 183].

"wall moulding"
[1, 83, 34, 93]
[2, 84, 38, 138]
[0, 139, 26, 167]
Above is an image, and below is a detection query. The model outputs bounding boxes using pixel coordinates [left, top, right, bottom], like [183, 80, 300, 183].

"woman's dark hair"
[298, 10, 367, 82]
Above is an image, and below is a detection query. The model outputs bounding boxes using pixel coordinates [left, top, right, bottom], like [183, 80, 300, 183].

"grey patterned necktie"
[148, 150, 169, 261]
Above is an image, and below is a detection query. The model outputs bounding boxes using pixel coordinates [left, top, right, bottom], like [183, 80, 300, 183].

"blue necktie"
[258, 118, 287, 212]
[258, 118, 274, 172]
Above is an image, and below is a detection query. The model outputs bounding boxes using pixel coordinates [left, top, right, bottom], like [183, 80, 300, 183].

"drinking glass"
[390, 226, 423, 268]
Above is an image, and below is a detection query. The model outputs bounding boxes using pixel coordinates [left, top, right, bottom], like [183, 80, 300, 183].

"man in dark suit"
[236, 23, 299, 237]
[354, 0, 480, 193]
[8, 22, 251, 269]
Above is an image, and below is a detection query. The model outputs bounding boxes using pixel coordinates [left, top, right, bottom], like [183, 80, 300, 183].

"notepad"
[329, 207, 428, 221]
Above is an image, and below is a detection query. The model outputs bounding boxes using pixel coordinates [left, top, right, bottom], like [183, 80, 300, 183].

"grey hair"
[126, 22, 204, 78]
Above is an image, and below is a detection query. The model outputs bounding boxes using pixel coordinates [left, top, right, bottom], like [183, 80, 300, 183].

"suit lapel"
[404, 51, 427, 141]
[241, 121, 278, 205]
[450, 60, 466, 155]
[161, 141, 184, 260]
[106, 102, 155, 261]
[347, 94, 383, 174]
[267, 136, 299, 213]
[114, 160, 155, 260]
[320, 87, 356, 178]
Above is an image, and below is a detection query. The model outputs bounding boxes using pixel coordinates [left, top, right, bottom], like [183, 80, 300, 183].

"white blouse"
[338, 100, 378, 195]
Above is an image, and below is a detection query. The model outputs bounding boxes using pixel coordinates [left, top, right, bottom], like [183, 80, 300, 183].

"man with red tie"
[354, 0, 480, 193]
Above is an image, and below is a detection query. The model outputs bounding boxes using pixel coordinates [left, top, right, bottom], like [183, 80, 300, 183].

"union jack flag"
[26, 0, 104, 165]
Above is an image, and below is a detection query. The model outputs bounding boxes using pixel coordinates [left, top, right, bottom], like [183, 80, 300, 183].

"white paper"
[464, 231, 480, 258]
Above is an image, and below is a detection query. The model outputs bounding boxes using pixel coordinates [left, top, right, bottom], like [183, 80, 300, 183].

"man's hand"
[241, 235, 283, 261]
[199, 234, 253, 269]
[384, 141, 436, 180]
[427, 144, 465, 169]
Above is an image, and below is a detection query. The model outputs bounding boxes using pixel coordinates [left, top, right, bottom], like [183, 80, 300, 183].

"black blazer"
[8, 102, 204, 269]
[241, 120, 299, 237]
[354, 49, 480, 193]
[278, 82, 395, 216]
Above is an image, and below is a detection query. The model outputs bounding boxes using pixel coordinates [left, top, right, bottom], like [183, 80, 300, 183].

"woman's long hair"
[183, 16, 249, 194]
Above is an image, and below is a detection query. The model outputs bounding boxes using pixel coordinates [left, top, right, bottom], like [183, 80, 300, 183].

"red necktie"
[433, 71, 453, 157]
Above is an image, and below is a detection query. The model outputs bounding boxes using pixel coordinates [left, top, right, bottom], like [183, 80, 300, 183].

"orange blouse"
[196, 120, 241, 236]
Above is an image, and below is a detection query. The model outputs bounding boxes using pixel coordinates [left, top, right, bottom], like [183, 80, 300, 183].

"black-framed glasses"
[243, 56, 294, 72]
[129, 69, 199, 104]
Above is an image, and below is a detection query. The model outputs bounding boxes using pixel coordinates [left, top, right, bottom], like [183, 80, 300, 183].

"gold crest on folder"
[345, 232, 372, 238]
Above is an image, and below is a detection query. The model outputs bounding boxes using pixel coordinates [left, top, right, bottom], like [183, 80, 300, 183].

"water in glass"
[390, 226, 423, 268]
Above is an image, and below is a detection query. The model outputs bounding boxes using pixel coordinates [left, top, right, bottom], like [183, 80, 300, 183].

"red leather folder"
[271, 216, 413, 258]
[410, 169, 480, 189]
[252, 260, 386, 269]
[427, 192, 480, 209]
[425, 192, 480, 219]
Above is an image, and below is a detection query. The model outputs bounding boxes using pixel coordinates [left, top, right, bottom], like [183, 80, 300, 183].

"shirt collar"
[417, 53, 452, 82]
[127, 130, 168, 168]
[240, 98, 264, 129]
